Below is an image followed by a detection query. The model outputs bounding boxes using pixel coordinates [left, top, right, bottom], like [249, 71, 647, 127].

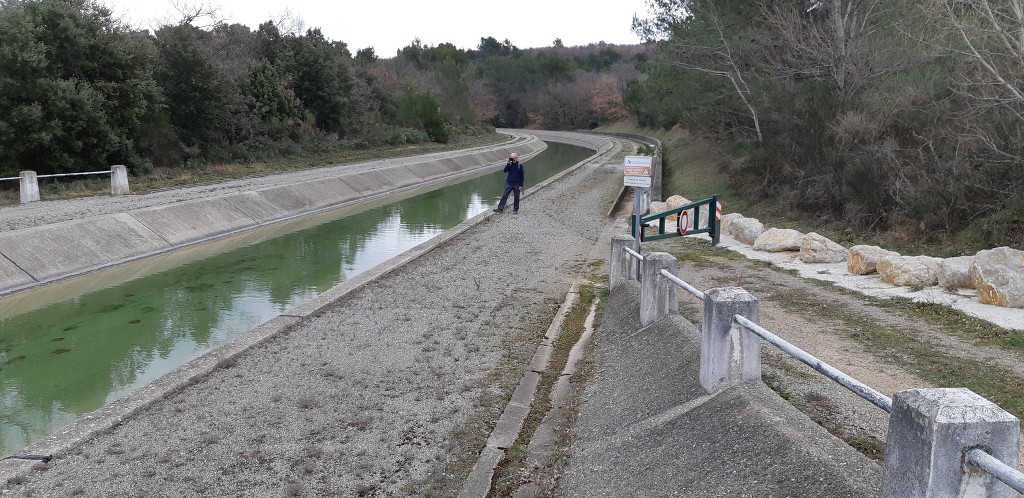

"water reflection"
[0, 143, 593, 454]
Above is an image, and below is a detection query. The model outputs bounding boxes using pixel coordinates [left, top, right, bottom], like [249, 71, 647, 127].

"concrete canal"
[0, 142, 593, 455]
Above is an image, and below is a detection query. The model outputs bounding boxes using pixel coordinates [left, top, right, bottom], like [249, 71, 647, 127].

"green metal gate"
[631, 195, 723, 245]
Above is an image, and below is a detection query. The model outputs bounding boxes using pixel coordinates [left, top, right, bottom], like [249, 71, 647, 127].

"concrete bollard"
[640, 252, 678, 326]
[882, 388, 1020, 498]
[610, 235, 636, 291]
[700, 287, 761, 393]
[110, 165, 129, 195]
[19, 171, 39, 203]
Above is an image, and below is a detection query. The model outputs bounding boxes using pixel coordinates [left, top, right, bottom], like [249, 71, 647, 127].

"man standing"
[494, 152, 525, 214]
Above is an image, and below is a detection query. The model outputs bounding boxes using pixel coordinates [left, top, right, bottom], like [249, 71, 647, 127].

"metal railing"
[968, 448, 1024, 494]
[732, 315, 893, 413]
[659, 268, 704, 301]
[2, 167, 128, 203]
[623, 247, 644, 262]
[0, 170, 114, 182]
[610, 238, 1024, 498]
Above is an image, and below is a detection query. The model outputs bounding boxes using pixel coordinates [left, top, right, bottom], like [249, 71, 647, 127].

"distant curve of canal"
[0, 143, 593, 455]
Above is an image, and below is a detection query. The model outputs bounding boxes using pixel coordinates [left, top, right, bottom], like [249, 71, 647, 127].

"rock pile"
[693, 209, 1023, 309]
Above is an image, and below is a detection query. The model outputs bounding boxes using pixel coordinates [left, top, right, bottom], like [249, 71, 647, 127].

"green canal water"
[0, 143, 593, 455]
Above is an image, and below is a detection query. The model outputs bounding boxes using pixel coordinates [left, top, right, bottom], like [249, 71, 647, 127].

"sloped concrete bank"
[0, 130, 610, 297]
[559, 280, 881, 497]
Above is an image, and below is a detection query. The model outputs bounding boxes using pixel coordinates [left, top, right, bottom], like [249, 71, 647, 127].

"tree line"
[0, 0, 639, 179]
[9, 0, 1014, 247]
[628, 0, 1024, 248]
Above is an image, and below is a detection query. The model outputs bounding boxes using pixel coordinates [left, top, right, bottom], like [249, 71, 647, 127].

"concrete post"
[700, 287, 761, 393]
[610, 235, 636, 291]
[640, 252, 678, 326]
[639, 186, 651, 215]
[110, 165, 129, 195]
[882, 388, 1020, 498]
[19, 171, 39, 203]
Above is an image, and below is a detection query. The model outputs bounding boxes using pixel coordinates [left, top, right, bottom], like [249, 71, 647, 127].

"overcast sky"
[98, 1, 649, 56]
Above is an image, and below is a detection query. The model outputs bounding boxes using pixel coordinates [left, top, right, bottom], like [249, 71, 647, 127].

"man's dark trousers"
[496, 183, 520, 212]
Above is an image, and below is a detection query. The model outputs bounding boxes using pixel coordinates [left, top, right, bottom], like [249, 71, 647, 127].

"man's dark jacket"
[504, 160, 524, 187]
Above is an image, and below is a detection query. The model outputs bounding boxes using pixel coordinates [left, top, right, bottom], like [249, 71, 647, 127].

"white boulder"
[970, 247, 1024, 308]
[753, 228, 804, 252]
[799, 233, 848, 263]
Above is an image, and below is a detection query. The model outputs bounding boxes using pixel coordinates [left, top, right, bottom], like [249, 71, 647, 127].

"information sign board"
[624, 176, 652, 188]
[623, 156, 653, 177]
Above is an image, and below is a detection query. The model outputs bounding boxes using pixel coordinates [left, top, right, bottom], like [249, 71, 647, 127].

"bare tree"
[634, 1, 764, 141]
[165, 0, 223, 29]
[271, 8, 305, 37]
[922, 0, 1024, 161]
[761, 0, 907, 98]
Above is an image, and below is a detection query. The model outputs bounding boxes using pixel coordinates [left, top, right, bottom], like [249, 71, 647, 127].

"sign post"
[624, 156, 653, 279]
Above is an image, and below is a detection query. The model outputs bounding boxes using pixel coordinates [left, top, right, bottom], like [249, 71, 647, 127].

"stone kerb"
[882, 388, 1021, 498]
[700, 287, 761, 393]
[639, 252, 678, 326]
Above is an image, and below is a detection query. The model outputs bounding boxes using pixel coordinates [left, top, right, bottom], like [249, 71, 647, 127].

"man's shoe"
[513, 210, 518, 214]
[493, 208, 503, 213]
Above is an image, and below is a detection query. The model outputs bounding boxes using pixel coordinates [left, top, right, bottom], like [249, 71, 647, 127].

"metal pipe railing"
[967, 448, 1024, 493]
[36, 171, 111, 178]
[659, 269, 704, 301]
[623, 247, 644, 261]
[733, 315, 894, 413]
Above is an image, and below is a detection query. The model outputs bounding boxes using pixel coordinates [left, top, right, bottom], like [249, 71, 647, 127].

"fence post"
[882, 388, 1020, 498]
[700, 287, 761, 393]
[110, 165, 129, 195]
[19, 171, 39, 204]
[640, 252, 677, 326]
[610, 235, 635, 291]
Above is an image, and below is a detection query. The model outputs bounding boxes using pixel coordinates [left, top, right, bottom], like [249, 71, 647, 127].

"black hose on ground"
[0, 455, 51, 463]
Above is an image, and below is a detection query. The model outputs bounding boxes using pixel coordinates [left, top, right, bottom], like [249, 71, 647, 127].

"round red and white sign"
[677, 211, 689, 235]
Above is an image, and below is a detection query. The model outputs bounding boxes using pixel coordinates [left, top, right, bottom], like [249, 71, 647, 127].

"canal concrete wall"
[0, 132, 610, 296]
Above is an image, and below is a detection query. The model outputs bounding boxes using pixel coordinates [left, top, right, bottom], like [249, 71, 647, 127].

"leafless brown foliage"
[761, 0, 912, 98]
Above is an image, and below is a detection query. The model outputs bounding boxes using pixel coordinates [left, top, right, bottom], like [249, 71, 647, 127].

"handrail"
[967, 448, 1024, 493]
[37, 171, 111, 178]
[1, 171, 112, 181]
[658, 268, 704, 301]
[623, 247, 644, 261]
[733, 314, 894, 413]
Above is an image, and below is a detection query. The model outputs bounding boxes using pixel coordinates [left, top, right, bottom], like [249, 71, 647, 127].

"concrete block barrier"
[129, 198, 257, 246]
[0, 213, 170, 282]
[337, 171, 392, 197]
[0, 256, 36, 291]
[287, 177, 362, 208]
[252, 186, 318, 216]
[222, 191, 296, 224]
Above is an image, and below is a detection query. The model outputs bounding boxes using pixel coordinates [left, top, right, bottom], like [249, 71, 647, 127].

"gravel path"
[0, 136, 631, 497]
